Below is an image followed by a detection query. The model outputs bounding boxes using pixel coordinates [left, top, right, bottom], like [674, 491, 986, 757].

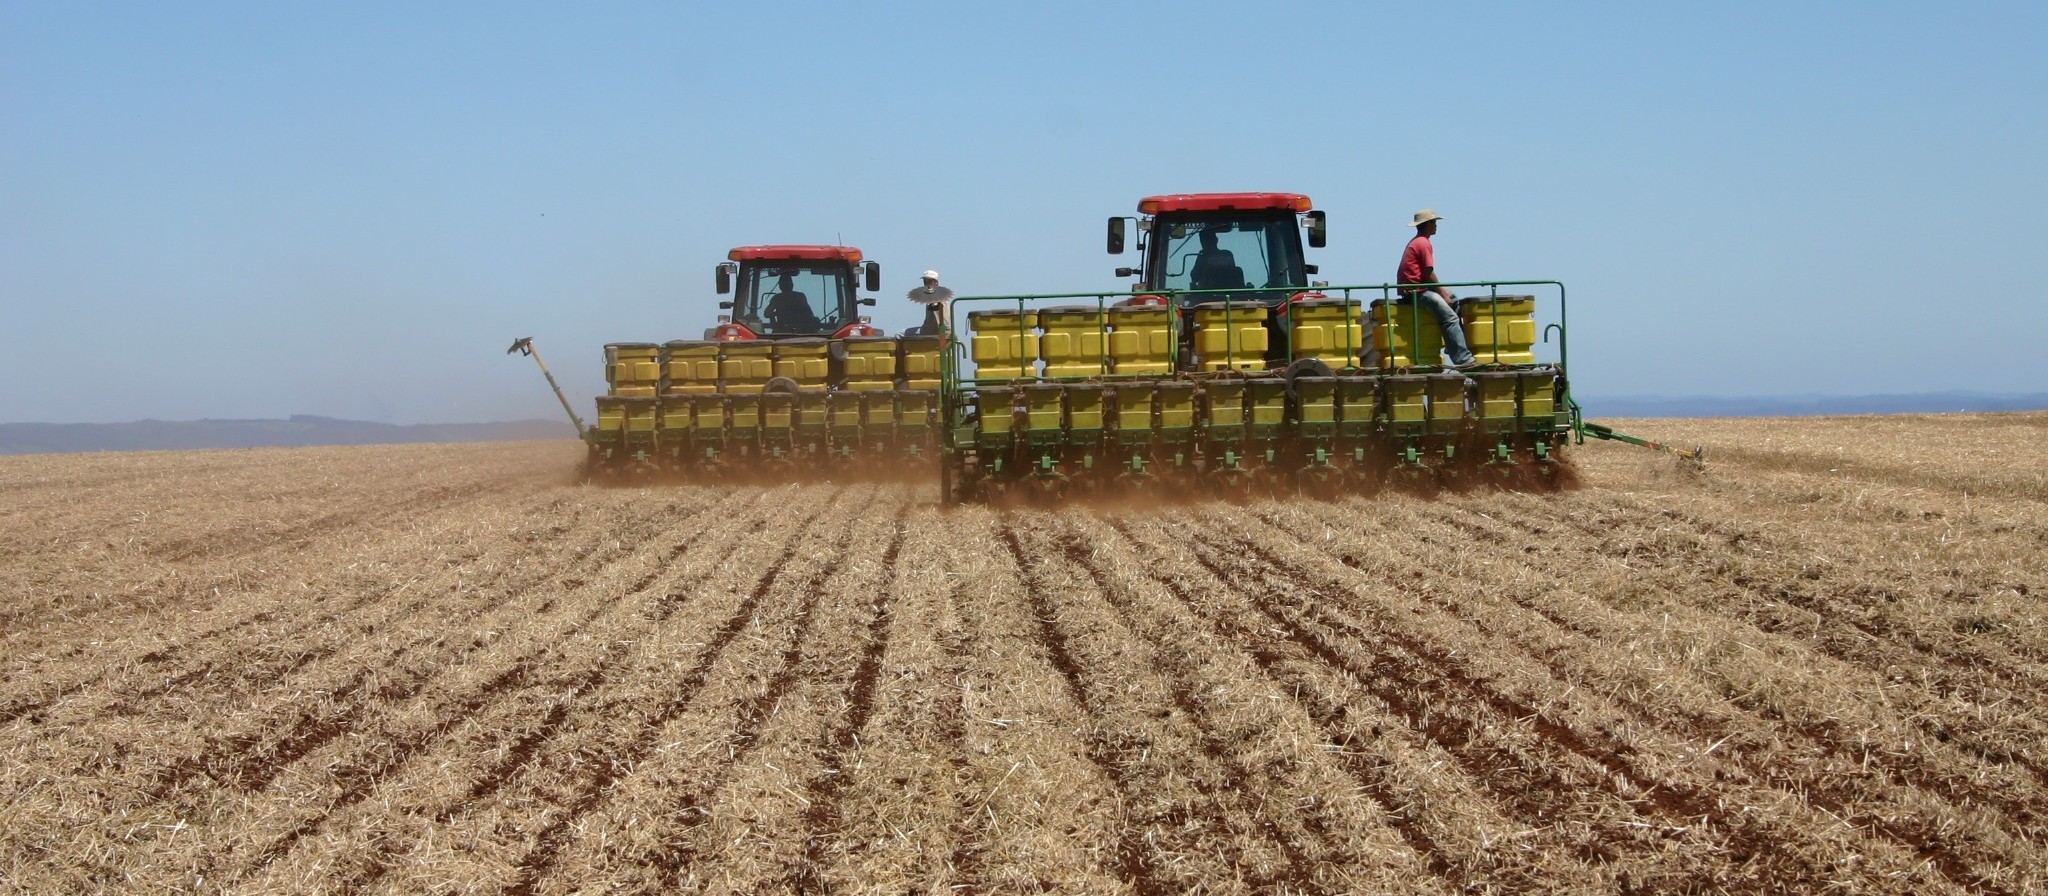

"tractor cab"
[714, 245, 881, 340]
[1108, 192, 1327, 307]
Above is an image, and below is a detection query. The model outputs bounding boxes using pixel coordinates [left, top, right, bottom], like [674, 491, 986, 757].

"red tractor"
[709, 245, 884, 341]
[554, 244, 944, 478]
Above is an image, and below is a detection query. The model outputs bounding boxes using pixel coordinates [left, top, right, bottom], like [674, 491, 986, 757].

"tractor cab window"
[1151, 214, 1306, 305]
[736, 264, 851, 336]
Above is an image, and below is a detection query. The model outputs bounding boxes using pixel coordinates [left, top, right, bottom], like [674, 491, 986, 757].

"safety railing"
[933, 279, 1570, 443]
[936, 279, 1566, 383]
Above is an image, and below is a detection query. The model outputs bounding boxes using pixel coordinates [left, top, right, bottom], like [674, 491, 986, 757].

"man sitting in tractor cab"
[1189, 229, 1244, 293]
[764, 273, 820, 332]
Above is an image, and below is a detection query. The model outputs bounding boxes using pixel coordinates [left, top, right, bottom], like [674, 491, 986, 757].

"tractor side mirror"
[864, 261, 881, 292]
[1115, 267, 1138, 278]
[1107, 217, 1126, 254]
[715, 264, 732, 295]
[1306, 210, 1327, 249]
[860, 297, 876, 306]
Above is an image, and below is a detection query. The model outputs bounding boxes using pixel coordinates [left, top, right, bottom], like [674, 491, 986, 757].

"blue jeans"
[1413, 293, 1475, 365]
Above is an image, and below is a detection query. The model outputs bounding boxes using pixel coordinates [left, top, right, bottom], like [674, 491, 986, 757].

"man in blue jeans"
[1396, 209, 1479, 368]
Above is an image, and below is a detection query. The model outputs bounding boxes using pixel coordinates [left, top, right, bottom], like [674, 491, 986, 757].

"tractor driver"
[1189, 229, 1241, 292]
[1396, 209, 1478, 368]
[764, 273, 819, 332]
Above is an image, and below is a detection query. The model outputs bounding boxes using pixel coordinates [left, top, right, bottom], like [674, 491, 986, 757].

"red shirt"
[1397, 234, 1434, 285]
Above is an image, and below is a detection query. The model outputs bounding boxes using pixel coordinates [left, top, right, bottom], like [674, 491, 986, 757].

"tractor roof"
[1137, 192, 1313, 215]
[726, 245, 865, 263]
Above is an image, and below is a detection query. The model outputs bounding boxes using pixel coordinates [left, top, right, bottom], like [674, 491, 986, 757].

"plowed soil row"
[3, 414, 2045, 895]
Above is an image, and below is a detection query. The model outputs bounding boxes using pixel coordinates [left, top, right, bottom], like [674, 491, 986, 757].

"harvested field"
[3, 413, 2045, 895]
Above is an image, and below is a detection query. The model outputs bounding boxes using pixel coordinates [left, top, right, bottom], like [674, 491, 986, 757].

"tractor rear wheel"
[1281, 357, 1334, 402]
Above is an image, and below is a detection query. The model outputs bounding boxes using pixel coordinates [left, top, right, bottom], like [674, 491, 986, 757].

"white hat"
[1410, 209, 1443, 227]
[921, 270, 939, 280]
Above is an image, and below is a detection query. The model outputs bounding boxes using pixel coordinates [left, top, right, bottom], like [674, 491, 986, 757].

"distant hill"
[5, 393, 2044, 456]
[1578, 391, 2048, 418]
[0, 415, 576, 456]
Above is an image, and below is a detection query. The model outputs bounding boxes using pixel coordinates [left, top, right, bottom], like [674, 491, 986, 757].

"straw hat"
[1410, 209, 1443, 227]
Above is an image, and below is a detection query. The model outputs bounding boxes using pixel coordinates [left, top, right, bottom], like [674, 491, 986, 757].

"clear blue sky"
[4, 1, 2043, 424]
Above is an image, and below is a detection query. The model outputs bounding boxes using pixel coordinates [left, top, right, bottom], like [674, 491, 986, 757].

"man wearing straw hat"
[907, 270, 954, 336]
[1396, 209, 1479, 368]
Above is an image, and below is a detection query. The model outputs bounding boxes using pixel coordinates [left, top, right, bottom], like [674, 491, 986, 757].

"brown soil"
[2, 416, 2044, 894]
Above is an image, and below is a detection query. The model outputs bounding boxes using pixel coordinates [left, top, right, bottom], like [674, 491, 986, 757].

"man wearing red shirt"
[1396, 209, 1478, 368]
